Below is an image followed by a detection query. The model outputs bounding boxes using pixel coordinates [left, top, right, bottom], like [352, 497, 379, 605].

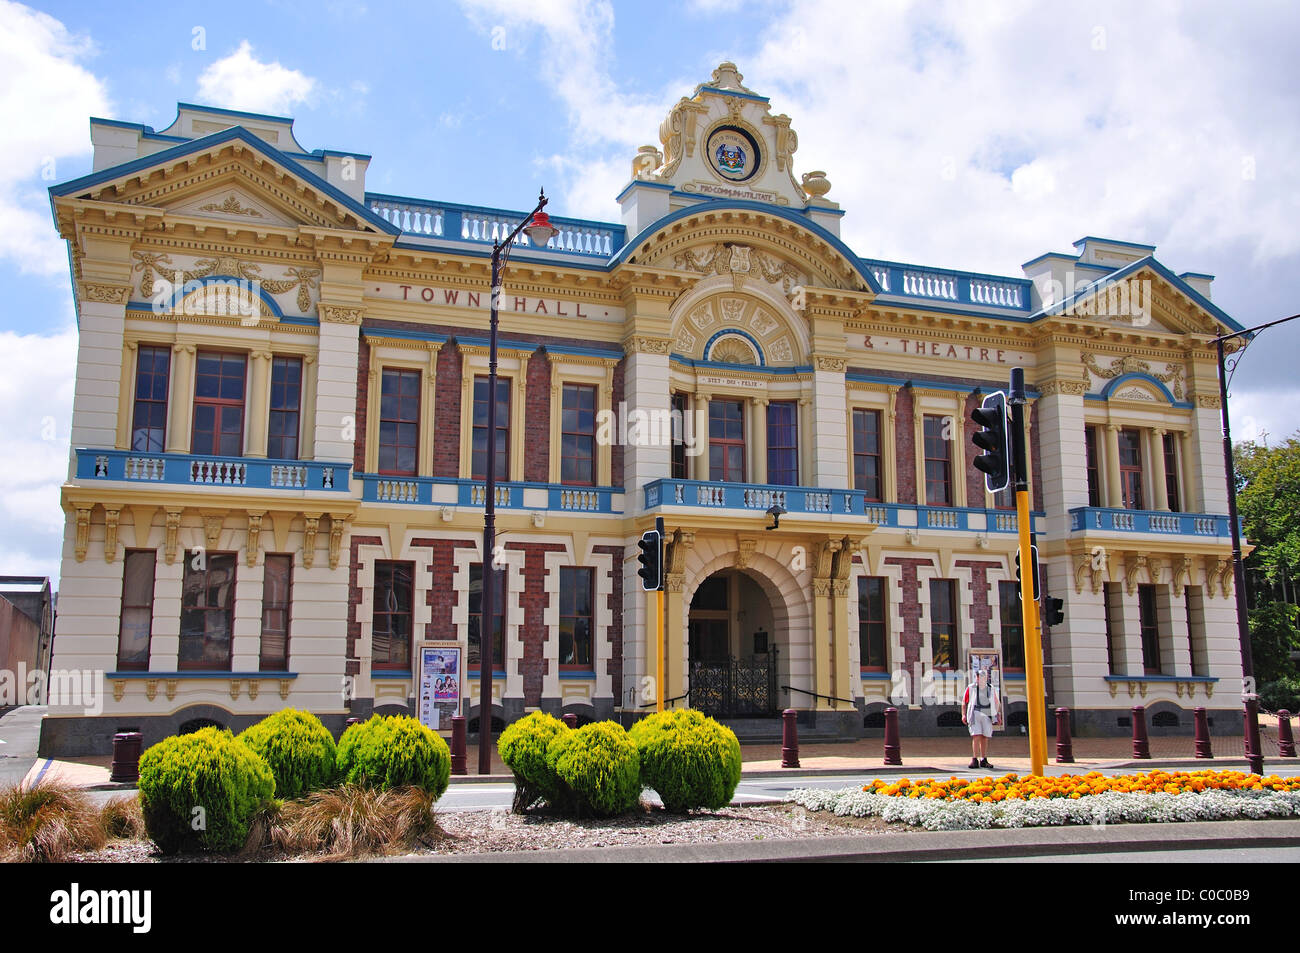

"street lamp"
[477, 190, 558, 775]
[1214, 311, 1300, 776]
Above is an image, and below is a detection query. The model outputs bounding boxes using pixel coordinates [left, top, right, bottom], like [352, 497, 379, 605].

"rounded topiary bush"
[498, 711, 569, 812]
[237, 708, 338, 800]
[629, 708, 742, 813]
[545, 721, 642, 817]
[336, 715, 451, 798]
[137, 726, 275, 854]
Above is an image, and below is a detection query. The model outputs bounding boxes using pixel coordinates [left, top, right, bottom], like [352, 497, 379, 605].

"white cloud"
[196, 40, 316, 115]
[1229, 387, 1300, 448]
[0, 324, 77, 583]
[0, 1, 110, 276]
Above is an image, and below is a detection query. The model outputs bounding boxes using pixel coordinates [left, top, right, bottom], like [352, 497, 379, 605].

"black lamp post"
[1213, 311, 1300, 775]
[477, 190, 558, 775]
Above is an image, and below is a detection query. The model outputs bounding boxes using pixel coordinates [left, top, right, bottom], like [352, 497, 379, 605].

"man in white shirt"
[962, 665, 1000, 769]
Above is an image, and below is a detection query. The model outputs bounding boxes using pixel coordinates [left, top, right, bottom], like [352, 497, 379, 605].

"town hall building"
[40, 64, 1246, 754]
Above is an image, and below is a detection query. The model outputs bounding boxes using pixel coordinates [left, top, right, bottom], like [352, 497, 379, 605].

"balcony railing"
[77, 449, 350, 493]
[644, 479, 1033, 531]
[366, 194, 626, 259]
[859, 258, 1032, 310]
[1068, 506, 1233, 538]
[360, 475, 621, 513]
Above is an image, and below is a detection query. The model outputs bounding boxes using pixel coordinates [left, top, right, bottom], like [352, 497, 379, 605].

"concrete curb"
[385, 818, 1300, 863]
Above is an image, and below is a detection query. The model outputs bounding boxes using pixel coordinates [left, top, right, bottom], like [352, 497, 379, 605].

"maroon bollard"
[450, 715, 467, 775]
[781, 708, 800, 768]
[562, 713, 578, 730]
[109, 731, 143, 783]
[1054, 707, 1074, 764]
[1244, 695, 1264, 775]
[345, 717, 362, 730]
[1277, 710, 1297, 758]
[1193, 707, 1214, 759]
[1131, 705, 1151, 759]
[883, 706, 902, 766]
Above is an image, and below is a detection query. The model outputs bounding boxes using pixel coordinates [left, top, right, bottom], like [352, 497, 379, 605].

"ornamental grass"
[0, 780, 108, 862]
[267, 784, 443, 860]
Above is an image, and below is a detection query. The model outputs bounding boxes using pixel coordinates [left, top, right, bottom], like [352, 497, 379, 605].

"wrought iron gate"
[689, 656, 778, 717]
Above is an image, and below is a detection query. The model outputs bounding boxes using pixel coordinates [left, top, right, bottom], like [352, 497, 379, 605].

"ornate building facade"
[41, 64, 1246, 754]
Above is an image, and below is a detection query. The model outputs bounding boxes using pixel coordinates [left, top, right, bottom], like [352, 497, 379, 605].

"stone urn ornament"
[801, 170, 832, 199]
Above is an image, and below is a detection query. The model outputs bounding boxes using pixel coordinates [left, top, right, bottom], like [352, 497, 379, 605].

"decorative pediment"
[672, 292, 804, 366]
[52, 128, 394, 237]
[171, 187, 296, 227]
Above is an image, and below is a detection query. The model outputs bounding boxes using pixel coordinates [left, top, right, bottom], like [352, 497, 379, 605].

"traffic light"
[1044, 595, 1065, 628]
[1015, 544, 1040, 602]
[970, 390, 1011, 494]
[637, 526, 663, 591]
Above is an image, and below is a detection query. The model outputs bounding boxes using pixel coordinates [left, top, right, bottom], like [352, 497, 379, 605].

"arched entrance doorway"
[687, 569, 779, 717]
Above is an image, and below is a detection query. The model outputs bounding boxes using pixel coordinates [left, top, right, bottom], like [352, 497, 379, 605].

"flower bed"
[792, 770, 1300, 831]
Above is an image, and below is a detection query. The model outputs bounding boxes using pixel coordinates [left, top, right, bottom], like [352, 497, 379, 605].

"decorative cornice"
[814, 355, 847, 373]
[624, 335, 673, 355]
[1195, 394, 1222, 409]
[1037, 379, 1089, 397]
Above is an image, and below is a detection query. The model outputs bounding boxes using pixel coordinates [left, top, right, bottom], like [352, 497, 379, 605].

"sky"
[2, 0, 1299, 587]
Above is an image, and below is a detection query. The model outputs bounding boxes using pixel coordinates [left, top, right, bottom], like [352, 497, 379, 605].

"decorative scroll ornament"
[1080, 352, 1185, 399]
[132, 252, 321, 312]
[672, 242, 803, 296]
[624, 335, 672, 355]
[81, 283, 132, 304]
[198, 195, 263, 217]
[320, 304, 364, 325]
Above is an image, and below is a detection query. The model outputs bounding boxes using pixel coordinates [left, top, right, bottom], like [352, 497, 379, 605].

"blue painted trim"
[1073, 236, 1157, 252]
[175, 101, 295, 124]
[1099, 373, 1180, 405]
[614, 179, 677, 203]
[154, 274, 286, 319]
[869, 296, 1035, 321]
[1103, 675, 1219, 683]
[670, 355, 809, 375]
[611, 199, 884, 294]
[696, 85, 770, 103]
[467, 671, 507, 680]
[372, 670, 412, 679]
[107, 671, 298, 679]
[858, 671, 892, 680]
[702, 327, 766, 366]
[51, 125, 399, 236]
[558, 671, 597, 680]
[1004, 673, 1027, 680]
[1179, 272, 1215, 280]
[389, 237, 614, 271]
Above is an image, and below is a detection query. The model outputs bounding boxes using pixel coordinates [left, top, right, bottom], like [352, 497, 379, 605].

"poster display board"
[418, 643, 461, 733]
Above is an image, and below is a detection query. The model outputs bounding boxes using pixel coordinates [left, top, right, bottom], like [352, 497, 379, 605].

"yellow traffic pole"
[655, 587, 665, 713]
[1015, 489, 1046, 775]
[1008, 367, 1047, 776]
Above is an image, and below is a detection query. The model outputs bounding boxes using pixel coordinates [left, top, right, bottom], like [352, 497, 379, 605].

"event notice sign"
[418, 643, 461, 732]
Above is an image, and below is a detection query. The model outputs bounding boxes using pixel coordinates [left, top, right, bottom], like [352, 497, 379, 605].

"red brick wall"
[610, 358, 625, 488]
[346, 535, 384, 678]
[963, 391, 985, 507]
[593, 544, 625, 696]
[884, 555, 932, 667]
[524, 348, 551, 482]
[894, 386, 917, 504]
[506, 541, 566, 706]
[354, 341, 370, 472]
[433, 341, 462, 479]
[410, 538, 476, 640]
[954, 559, 999, 649]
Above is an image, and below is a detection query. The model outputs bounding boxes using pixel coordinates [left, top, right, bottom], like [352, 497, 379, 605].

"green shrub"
[137, 727, 275, 854]
[545, 721, 641, 817]
[336, 716, 451, 798]
[498, 711, 569, 812]
[238, 708, 338, 800]
[630, 708, 742, 813]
